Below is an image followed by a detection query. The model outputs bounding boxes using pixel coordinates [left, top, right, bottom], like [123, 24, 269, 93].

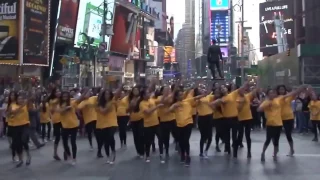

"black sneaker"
[97, 152, 103, 158]
[312, 138, 318, 142]
[185, 156, 190, 167]
[26, 156, 31, 166]
[216, 146, 221, 152]
[16, 160, 23, 168]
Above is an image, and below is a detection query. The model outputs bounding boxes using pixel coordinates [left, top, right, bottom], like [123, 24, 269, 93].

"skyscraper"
[182, 0, 195, 73]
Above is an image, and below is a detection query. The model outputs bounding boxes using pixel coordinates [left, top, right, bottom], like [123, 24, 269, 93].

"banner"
[0, 1, 20, 64]
[57, 0, 79, 43]
[23, 0, 50, 65]
[210, 0, 229, 10]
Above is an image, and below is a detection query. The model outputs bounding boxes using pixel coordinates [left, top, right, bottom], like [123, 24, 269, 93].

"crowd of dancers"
[1, 80, 319, 168]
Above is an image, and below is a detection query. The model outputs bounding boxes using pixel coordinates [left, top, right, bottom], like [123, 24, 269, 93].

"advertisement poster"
[74, 0, 114, 47]
[210, 10, 229, 45]
[0, 1, 20, 64]
[210, 0, 229, 10]
[259, 0, 294, 56]
[23, 0, 50, 65]
[57, 0, 79, 43]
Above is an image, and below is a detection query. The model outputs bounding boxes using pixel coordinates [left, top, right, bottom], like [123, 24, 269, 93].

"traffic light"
[145, 49, 150, 59]
[287, 48, 290, 56]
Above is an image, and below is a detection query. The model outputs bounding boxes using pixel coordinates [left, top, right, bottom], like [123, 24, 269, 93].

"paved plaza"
[1, 131, 320, 180]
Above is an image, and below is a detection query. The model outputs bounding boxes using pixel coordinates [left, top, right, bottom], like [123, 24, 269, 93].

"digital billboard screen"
[210, 10, 229, 45]
[221, 47, 228, 58]
[259, 0, 294, 56]
[210, 0, 229, 10]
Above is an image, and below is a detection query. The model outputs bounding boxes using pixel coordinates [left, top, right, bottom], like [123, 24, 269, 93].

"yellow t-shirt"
[174, 98, 194, 127]
[77, 96, 97, 124]
[117, 96, 129, 116]
[309, 100, 320, 121]
[238, 93, 253, 121]
[10, 103, 30, 127]
[197, 95, 213, 116]
[139, 98, 159, 127]
[40, 103, 50, 123]
[156, 95, 175, 122]
[96, 99, 118, 129]
[213, 106, 224, 119]
[59, 100, 79, 129]
[280, 95, 295, 121]
[49, 99, 61, 124]
[221, 90, 239, 118]
[260, 97, 283, 126]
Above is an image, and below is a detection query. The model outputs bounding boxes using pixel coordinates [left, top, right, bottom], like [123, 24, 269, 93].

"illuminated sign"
[129, 0, 160, 18]
[210, 11, 229, 45]
[259, 0, 294, 56]
[221, 47, 229, 58]
[210, 0, 229, 10]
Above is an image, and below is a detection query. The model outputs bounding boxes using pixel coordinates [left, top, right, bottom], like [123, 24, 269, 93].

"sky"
[166, 0, 185, 39]
[166, 0, 266, 60]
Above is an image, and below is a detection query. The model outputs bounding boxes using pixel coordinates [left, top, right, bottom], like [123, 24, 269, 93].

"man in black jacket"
[207, 39, 223, 79]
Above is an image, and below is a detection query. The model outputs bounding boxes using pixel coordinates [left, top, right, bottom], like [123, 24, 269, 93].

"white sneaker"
[204, 151, 209, 159]
[89, 146, 94, 151]
[160, 155, 165, 164]
[145, 157, 150, 163]
[106, 157, 111, 164]
[71, 160, 76, 166]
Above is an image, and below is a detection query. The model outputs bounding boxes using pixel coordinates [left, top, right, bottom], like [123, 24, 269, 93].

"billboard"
[23, 0, 50, 65]
[210, 0, 229, 10]
[0, 1, 21, 64]
[110, 6, 140, 56]
[74, 1, 114, 47]
[259, 0, 294, 56]
[163, 46, 173, 63]
[57, 0, 79, 43]
[221, 47, 228, 58]
[210, 10, 229, 45]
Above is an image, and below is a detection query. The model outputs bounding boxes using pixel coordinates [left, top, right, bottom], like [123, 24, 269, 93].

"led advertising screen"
[221, 47, 228, 58]
[74, 0, 114, 47]
[259, 0, 294, 56]
[210, 0, 229, 10]
[210, 11, 229, 46]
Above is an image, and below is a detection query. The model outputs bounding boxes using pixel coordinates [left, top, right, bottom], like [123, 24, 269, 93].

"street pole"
[101, 0, 107, 88]
[240, 0, 245, 85]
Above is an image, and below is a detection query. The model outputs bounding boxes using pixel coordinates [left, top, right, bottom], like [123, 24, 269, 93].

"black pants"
[312, 121, 320, 138]
[160, 120, 176, 154]
[2, 117, 7, 136]
[11, 125, 29, 155]
[264, 126, 282, 148]
[117, 116, 129, 145]
[192, 115, 198, 128]
[251, 107, 260, 128]
[144, 125, 163, 157]
[198, 114, 213, 154]
[283, 120, 294, 143]
[131, 120, 144, 156]
[41, 122, 51, 140]
[62, 127, 77, 159]
[213, 118, 224, 146]
[208, 61, 223, 78]
[85, 120, 97, 147]
[53, 122, 62, 145]
[238, 120, 252, 152]
[178, 124, 193, 157]
[223, 117, 239, 156]
[96, 127, 116, 157]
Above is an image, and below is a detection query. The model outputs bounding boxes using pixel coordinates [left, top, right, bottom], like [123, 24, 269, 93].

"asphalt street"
[0, 130, 320, 180]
